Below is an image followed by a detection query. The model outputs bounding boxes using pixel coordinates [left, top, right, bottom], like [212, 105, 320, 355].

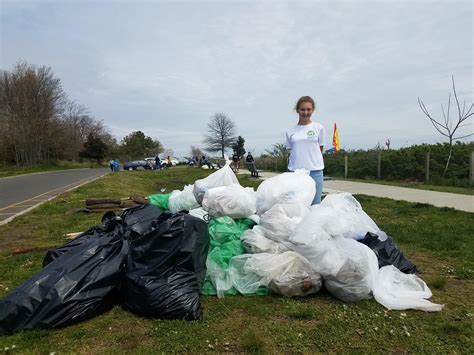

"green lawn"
[0, 161, 105, 178]
[0, 168, 473, 353]
[344, 178, 474, 195]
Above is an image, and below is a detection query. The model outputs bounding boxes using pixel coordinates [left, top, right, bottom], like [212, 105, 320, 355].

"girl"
[285, 96, 326, 204]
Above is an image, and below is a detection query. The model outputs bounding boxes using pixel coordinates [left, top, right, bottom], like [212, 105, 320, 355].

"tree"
[203, 113, 236, 158]
[162, 148, 174, 158]
[0, 61, 66, 165]
[265, 142, 289, 160]
[418, 75, 473, 177]
[79, 133, 108, 163]
[121, 131, 163, 159]
[190, 145, 203, 158]
[232, 136, 246, 156]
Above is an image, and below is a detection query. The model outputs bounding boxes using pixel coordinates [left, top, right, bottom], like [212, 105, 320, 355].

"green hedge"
[324, 142, 473, 186]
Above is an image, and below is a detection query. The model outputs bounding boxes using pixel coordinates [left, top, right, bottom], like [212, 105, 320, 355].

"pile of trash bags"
[0, 164, 443, 334]
[0, 206, 210, 334]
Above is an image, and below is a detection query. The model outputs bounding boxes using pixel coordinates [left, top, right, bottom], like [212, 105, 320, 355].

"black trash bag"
[123, 212, 210, 320]
[43, 205, 162, 267]
[358, 232, 417, 274]
[0, 234, 129, 334]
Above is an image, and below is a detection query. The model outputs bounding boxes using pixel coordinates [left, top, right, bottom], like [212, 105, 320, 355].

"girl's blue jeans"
[310, 169, 324, 205]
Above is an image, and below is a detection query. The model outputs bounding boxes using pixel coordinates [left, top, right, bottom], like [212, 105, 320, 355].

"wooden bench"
[245, 162, 260, 178]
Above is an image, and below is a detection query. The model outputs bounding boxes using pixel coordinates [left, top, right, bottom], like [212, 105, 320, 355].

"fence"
[324, 148, 474, 186]
[253, 143, 474, 186]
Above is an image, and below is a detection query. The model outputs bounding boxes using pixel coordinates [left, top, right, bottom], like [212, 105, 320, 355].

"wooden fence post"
[425, 152, 430, 184]
[470, 151, 474, 185]
[377, 150, 381, 179]
[344, 155, 348, 179]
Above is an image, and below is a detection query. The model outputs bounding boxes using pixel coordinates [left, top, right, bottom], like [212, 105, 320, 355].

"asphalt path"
[0, 168, 110, 223]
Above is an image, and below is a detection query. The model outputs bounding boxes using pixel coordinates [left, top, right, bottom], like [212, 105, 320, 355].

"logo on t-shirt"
[307, 130, 316, 138]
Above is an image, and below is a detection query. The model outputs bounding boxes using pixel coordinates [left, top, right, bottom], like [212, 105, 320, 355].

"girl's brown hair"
[294, 96, 316, 111]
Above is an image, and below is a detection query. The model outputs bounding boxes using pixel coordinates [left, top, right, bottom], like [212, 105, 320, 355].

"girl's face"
[297, 101, 314, 121]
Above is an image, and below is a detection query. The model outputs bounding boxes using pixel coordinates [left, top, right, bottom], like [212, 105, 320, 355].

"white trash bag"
[290, 206, 332, 247]
[320, 193, 384, 240]
[256, 170, 315, 215]
[322, 238, 379, 302]
[241, 226, 290, 254]
[193, 164, 239, 204]
[293, 236, 379, 302]
[229, 251, 322, 297]
[259, 203, 309, 243]
[168, 184, 200, 213]
[202, 184, 256, 218]
[372, 265, 444, 312]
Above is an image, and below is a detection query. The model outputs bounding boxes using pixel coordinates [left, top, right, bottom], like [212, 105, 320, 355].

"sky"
[1, 0, 472, 157]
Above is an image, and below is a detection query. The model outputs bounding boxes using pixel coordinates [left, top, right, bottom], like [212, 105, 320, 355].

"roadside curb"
[0, 167, 102, 180]
[0, 173, 108, 226]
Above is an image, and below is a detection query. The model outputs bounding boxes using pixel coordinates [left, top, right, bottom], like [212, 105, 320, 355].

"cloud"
[1, 0, 472, 157]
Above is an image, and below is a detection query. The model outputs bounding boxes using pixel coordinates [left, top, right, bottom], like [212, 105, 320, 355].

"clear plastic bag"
[202, 184, 256, 218]
[372, 265, 444, 312]
[322, 238, 379, 302]
[319, 193, 383, 240]
[168, 184, 200, 213]
[289, 207, 332, 247]
[292, 236, 379, 302]
[260, 203, 309, 243]
[193, 164, 239, 204]
[241, 226, 290, 254]
[229, 251, 322, 297]
[256, 170, 315, 215]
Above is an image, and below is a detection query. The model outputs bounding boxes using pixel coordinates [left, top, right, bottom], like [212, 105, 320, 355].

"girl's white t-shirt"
[286, 122, 326, 171]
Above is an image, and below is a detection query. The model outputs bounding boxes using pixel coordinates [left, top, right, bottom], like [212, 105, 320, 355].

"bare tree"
[0, 61, 66, 165]
[190, 145, 203, 158]
[203, 112, 236, 158]
[162, 148, 174, 158]
[418, 75, 473, 177]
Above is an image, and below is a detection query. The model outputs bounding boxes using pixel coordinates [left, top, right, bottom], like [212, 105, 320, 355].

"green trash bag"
[147, 192, 172, 211]
[202, 216, 268, 297]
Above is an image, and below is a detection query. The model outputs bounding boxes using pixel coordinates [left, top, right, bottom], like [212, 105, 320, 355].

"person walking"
[232, 150, 240, 172]
[154, 156, 161, 170]
[245, 152, 257, 177]
[285, 96, 326, 204]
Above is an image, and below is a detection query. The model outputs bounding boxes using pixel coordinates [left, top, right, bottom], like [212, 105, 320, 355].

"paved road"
[0, 168, 110, 223]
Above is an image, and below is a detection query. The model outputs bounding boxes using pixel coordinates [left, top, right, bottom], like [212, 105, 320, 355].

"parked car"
[124, 160, 153, 171]
[176, 157, 190, 165]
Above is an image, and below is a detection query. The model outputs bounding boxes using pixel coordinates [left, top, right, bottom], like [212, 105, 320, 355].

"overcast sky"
[1, 0, 472, 157]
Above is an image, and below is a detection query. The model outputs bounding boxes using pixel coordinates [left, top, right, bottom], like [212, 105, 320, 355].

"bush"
[324, 142, 473, 186]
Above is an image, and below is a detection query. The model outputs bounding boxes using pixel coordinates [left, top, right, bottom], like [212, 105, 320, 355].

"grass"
[0, 167, 473, 353]
[344, 177, 474, 195]
[0, 161, 105, 178]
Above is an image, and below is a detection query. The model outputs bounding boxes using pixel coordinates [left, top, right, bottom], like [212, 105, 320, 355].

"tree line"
[0, 61, 164, 166]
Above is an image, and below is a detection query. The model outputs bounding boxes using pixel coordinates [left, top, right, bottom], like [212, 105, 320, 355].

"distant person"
[155, 156, 161, 170]
[246, 152, 254, 163]
[109, 159, 114, 172]
[285, 95, 325, 205]
[245, 152, 257, 178]
[167, 156, 172, 168]
[203, 156, 213, 169]
[232, 150, 240, 172]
